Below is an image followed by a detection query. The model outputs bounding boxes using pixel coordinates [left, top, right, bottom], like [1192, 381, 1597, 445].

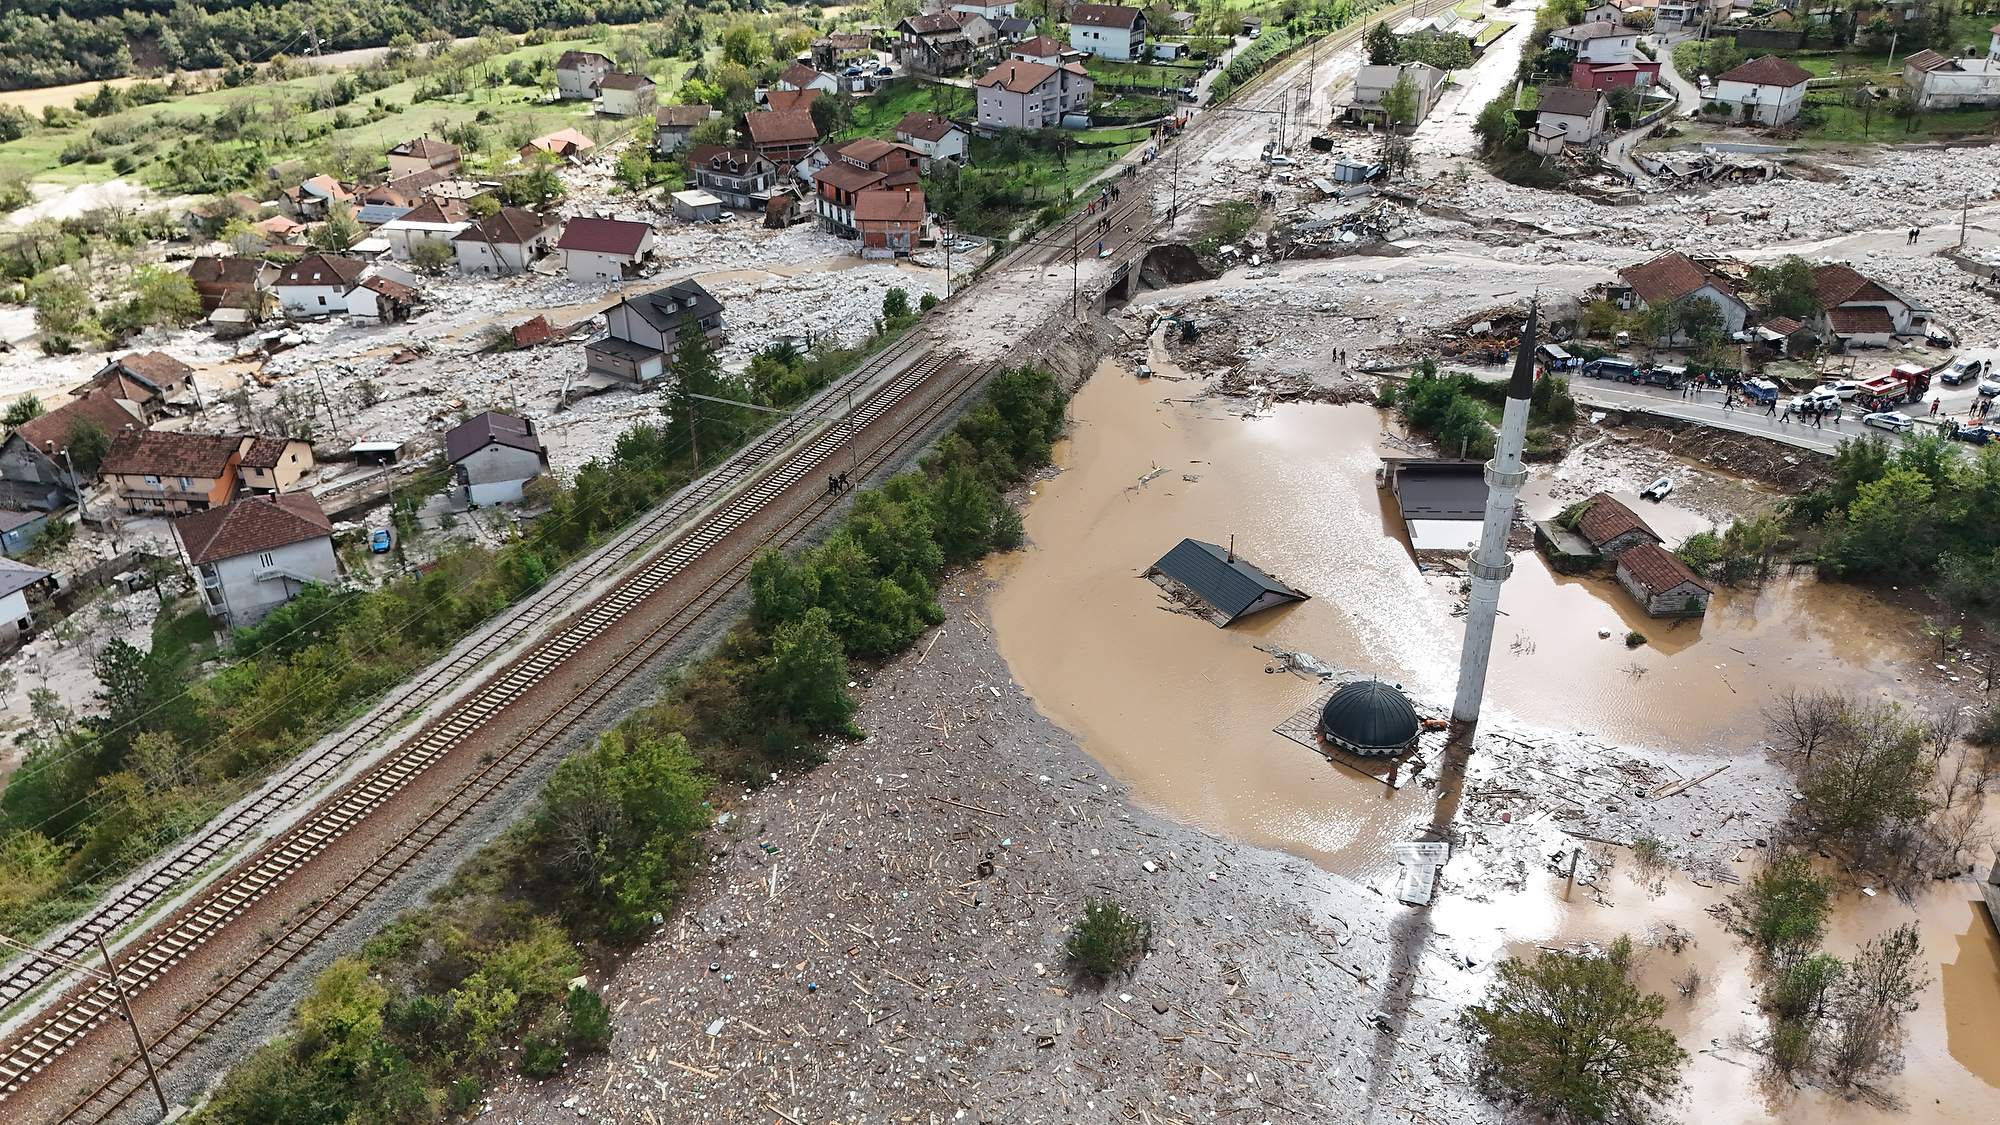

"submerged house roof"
[1146, 538, 1307, 626]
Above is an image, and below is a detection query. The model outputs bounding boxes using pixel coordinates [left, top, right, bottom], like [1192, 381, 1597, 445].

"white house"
[555, 217, 656, 281]
[654, 104, 719, 155]
[453, 207, 561, 276]
[1346, 62, 1449, 127]
[1547, 21, 1640, 63]
[975, 58, 1095, 130]
[1812, 263, 1928, 346]
[777, 63, 841, 95]
[174, 492, 340, 627]
[1615, 251, 1752, 341]
[445, 412, 549, 506]
[596, 73, 657, 117]
[1533, 85, 1609, 145]
[377, 199, 471, 261]
[1902, 49, 2000, 109]
[1009, 36, 1072, 65]
[951, 0, 1018, 17]
[271, 253, 368, 318]
[1713, 56, 1811, 125]
[1068, 3, 1148, 62]
[585, 280, 726, 383]
[557, 51, 614, 99]
[895, 112, 970, 165]
[0, 557, 50, 643]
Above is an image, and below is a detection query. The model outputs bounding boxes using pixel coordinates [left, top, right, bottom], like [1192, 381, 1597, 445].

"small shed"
[1573, 492, 1660, 557]
[1614, 542, 1712, 618]
[1146, 538, 1307, 626]
[671, 189, 724, 223]
[348, 440, 404, 466]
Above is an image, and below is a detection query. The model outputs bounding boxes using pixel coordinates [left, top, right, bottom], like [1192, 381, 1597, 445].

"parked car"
[1639, 365, 1686, 387]
[1585, 357, 1639, 380]
[1740, 377, 1780, 404]
[1818, 379, 1861, 399]
[1980, 376, 2000, 398]
[1791, 387, 1841, 412]
[1862, 411, 1916, 432]
[1953, 422, 1999, 444]
[1940, 356, 1986, 385]
[370, 528, 394, 553]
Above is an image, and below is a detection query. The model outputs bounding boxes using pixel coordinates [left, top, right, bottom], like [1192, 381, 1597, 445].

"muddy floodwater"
[989, 361, 1936, 871]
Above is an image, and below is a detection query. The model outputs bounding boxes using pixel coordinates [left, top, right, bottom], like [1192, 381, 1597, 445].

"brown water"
[986, 358, 1998, 1115]
[988, 361, 1933, 869]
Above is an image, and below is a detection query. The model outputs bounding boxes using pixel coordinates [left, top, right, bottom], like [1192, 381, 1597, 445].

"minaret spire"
[1452, 301, 1538, 726]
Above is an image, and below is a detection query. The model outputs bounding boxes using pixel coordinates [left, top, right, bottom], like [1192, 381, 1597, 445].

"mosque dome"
[1317, 680, 1420, 757]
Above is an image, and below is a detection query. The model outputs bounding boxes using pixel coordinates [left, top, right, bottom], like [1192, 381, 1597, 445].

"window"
[317, 295, 327, 306]
[143, 474, 160, 486]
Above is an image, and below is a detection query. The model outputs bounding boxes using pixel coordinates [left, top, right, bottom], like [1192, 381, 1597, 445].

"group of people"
[1767, 397, 1842, 429]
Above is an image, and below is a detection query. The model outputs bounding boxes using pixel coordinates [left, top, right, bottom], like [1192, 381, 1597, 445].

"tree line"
[191, 363, 1068, 1121]
[0, 0, 688, 91]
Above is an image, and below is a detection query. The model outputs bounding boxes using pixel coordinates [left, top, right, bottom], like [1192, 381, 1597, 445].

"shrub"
[1736, 855, 1831, 965]
[520, 1031, 564, 1077]
[566, 986, 613, 1054]
[1065, 899, 1149, 984]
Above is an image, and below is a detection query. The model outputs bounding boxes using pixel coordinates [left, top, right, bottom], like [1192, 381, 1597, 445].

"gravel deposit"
[480, 573, 1792, 1125]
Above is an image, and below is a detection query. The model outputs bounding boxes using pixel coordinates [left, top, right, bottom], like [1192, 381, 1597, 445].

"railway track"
[2, 344, 993, 1123]
[0, 331, 937, 1024]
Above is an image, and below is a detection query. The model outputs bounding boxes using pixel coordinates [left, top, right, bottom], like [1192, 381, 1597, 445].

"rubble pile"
[1634, 149, 1785, 186]
[703, 264, 945, 366]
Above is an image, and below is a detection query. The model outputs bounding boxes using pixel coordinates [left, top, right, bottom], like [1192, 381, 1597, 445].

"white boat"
[1640, 476, 1673, 501]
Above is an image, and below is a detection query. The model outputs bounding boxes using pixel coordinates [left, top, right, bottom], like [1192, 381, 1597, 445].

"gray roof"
[1318, 680, 1420, 755]
[0, 556, 51, 598]
[620, 279, 724, 334]
[1392, 461, 1486, 521]
[1148, 538, 1307, 625]
[445, 411, 544, 463]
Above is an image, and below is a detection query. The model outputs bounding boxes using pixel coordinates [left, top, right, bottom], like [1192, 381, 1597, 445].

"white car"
[1819, 380, 1861, 399]
[1979, 376, 2000, 398]
[1862, 411, 1915, 432]
[1791, 388, 1841, 411]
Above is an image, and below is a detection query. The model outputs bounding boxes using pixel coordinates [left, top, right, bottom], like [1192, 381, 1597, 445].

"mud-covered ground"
[482, 571, 1793, 1125]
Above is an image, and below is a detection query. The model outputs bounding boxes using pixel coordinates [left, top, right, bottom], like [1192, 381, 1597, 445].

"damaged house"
[586, 279, 726, 384]
[1613, 251, 1750, 341]
[1811, 263, 1929, 348]
[1146, 538, 1307, 627]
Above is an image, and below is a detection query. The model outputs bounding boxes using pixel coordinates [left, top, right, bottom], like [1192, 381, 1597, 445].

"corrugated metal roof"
[1148, 538, 1307, 625]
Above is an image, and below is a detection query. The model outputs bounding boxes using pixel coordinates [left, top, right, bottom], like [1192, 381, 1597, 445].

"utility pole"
[97, 935, 170, 1117]
[59, 447, 88, 523]
[1961, 193, 1971, 249]
[304, 13, 322, 58]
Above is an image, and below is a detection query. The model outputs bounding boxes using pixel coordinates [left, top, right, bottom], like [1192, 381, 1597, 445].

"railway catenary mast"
[1451, 301, 1537, 727]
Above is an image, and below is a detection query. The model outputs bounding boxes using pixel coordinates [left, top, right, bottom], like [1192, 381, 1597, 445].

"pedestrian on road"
[1908, 227, 1919, 245]
[1765, 399, 1777, 417]
[1812, 408, 1822, 429]
[1724, 394, 1735, 411]
[1931, 397, 1942, 416]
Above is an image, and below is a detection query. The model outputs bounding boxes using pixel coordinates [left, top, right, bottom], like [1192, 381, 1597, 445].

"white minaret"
[1452, 302, 1538, 726]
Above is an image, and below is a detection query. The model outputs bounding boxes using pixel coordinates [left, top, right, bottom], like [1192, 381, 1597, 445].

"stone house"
[557, 51, 614, 99]
[1574, 493, 1662, 557]
[1614, 542, 1712, 617]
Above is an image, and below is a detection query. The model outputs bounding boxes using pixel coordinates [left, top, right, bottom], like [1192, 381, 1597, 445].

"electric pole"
[0, 932, 169, 1118]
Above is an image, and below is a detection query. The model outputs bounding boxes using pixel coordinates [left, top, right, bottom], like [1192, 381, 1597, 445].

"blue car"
[1953, 422, 1998, 445]
[370, 528, 393, 553]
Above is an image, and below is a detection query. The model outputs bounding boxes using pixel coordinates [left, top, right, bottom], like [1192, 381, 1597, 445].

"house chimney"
[1227, 534, 1235, 563]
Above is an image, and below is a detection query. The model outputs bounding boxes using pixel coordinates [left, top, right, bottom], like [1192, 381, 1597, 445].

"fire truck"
[1853, 365, 1934, 413]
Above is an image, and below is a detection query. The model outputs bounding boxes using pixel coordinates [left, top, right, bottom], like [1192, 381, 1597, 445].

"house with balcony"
[453, 207, 561, 276]
[1345, 62, 1449, 127]
[899, 12, 990, 75]
[176, 492, 339, 627]
[1068, 4, 1147, 62]
[100, 429, 243, 515]
[689, 145, 781, 210]
[585, 279, 726, 384]
[1712, 55, 1811, 126]
[975, 58, 1094, 130]
[1547, 21, 1640, 64]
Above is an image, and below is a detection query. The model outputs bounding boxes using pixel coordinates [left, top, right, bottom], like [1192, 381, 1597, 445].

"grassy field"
[840, 78, 971, 140]
[1800, 97, 2000, 144]
[1086, 59, 1205, 90]
[0, 31, 688, 194]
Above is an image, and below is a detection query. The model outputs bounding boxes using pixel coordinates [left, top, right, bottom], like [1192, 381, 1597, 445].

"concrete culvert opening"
[1140, 244, 1218, 288]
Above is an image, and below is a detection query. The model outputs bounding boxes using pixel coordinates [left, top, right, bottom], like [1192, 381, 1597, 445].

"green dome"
[1318, 680, 1419, 757]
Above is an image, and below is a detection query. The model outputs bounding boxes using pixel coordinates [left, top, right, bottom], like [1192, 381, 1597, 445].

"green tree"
[2, 395, 44, 428]
[659, 325, 749, 469]
[1365, 21, 1398, 64]
[1747, 255, 1818, 321]
[63, 417, 110, 475]
[309, 202, 365, 252]
[754, 605, 855, 735]
[27, 273, 101, 352]
[1474, 93, 1518, 150]
[1825, 466, 1938, 577]
[1465, 936, 1687, 1122]
[1382, 72, 1419, 128]
[408, 238, 455, 274]
[120, 266, 202, 329]
[1827, 923, 1925, 1087]
[1736, 854, 1832, 965]
[881, 286, 911, 321]
[536, 732, 708, 941]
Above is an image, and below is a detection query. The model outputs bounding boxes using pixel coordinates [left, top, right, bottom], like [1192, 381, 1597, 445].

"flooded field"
[989, 362, 1940, 865]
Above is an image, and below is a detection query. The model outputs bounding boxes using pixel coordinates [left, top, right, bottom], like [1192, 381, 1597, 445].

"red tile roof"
[745, 109, 819, 147]
[1718, 55, 1812, 88]
[1575, 492, 1660, 549]
[174, 492, 332, 565]
[1617, 541, 1711, 596]
[780, 63, 828, 89]
[112, 351, 194, 388]
[188, 257, 263, 287]
[12, 390, 143, 456]
[1827, 306, 1895, 335]
[1810, 263, 1899, 310]
[274, 254, 366, 289]
[1618, 251, 1734, 305]
[1762, 316, 1804, 336]
[101, 429, 240, 478]
[555, 217, 653, 256]
[977, 59, 1061, 94]
[818, 161, 889, 193]
[1011, 36, 1068, 57]
[897, 112, 959, 142]
[392, 198, 470, 225]
[388, 137, 459, 164]
[1071, 3, 1143, 28]
[855, 188, 925, 225]
[1903, 48, 1954, 73]
[764, 88, 822, 113]
[237, 436, 305, 469]
[453, 207, 554, 245]
[557, 51, 611, 70]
